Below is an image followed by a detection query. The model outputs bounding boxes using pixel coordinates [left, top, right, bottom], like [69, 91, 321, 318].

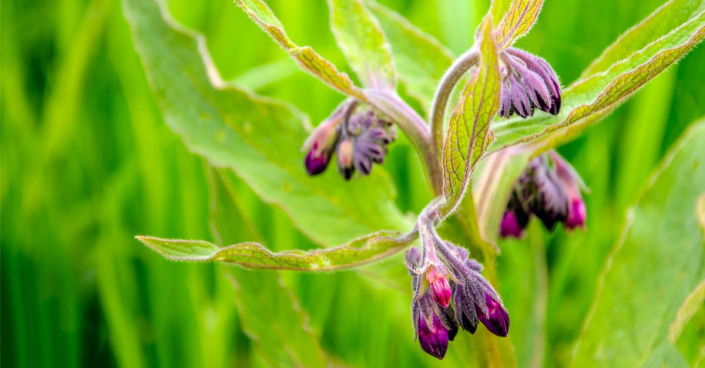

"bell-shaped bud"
[552, 152, 587, 230]
[425, 265, 452, 308]
[500, 192, 530, 238]
[476, 292, 510, 337]
[452, 285, 479, 334]
[303, 122, 341, 175]
[336, 137, 355, 180]
[417, 313, 449, 360]
[453, 268, 510, 337]
[499, 47, 561, 118]
[565, 197, 587, 229]
[500, 210, 523, 238]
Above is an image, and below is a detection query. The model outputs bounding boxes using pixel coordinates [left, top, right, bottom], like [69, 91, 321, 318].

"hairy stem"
[429, 48, 481, 161]
[364, 89, 443, 194]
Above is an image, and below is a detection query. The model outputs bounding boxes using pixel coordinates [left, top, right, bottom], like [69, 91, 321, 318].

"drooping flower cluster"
[405, 222, 510, 359]
[303, 99, 396, 180]
[498, 48, 562, 118]
[500, 151, 587, 238]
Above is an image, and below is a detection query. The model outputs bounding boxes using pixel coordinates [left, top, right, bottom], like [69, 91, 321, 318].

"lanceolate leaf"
[328, 0, 396, 90]
[365, 0, 454, 111]
[489, 7, 705, 153]
[570, 122, 705, 367]
[136, 231, 415, 271]
[234, 0, 365, 99]
[581, 0, 705, 78]
[440, 17, 500, 217]
[494, 0, 544, 49]
[123, 0, 412, 247]
[489, 0, 514, 25]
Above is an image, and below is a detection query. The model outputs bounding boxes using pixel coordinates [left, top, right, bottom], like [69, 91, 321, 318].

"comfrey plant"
[125, 0, 705, 364]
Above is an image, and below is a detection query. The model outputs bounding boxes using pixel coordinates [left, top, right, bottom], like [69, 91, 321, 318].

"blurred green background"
[2, 0, 704, 367]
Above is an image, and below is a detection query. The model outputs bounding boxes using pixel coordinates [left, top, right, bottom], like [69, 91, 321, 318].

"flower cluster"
[498, 48, 562, 118]
[303, 100, 396, 180]
[405, 224, 509, 359]
[500, 151, 587, 238]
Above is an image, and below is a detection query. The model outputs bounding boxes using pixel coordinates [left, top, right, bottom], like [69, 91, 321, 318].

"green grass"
[2, 0, 704, 367]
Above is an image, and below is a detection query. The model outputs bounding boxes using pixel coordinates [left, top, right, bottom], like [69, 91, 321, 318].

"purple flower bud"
[499, 48, 562, 118]
[334, 110, 395, 180]
[552, 151, 587, 230]
[426, 265, 452, 308]
[417, 313, 449, 360]
[303, 122, 341, 175]
[452, 285, 478, 334]
[476, 292, 510, 337]
[499, 191, 530, 238]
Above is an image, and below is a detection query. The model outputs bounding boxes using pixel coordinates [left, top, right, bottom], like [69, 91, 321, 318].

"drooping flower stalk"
[406, 218, 510, 360]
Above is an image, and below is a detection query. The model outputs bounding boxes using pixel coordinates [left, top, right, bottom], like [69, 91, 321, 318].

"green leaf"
[494, 0, 544, 49]
[697, 194, 705, 237]
[668, 281, 705, 344]
[328, 0, 396, 90]
[136, 231, 414, 271]
[570, 122, 705, 367]
[207, 167, 330, 368]
[489, 0, 514, 25]
[489, 7, 705, 154]
[581, 0, 705, 78]
[123, 0, 413, 247]
[365, 0, 454, 110]
[440, 17, 501, 217]
[234, 0, 365, 99]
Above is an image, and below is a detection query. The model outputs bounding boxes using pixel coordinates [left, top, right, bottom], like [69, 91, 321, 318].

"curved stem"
[364, 89, 443, 194]
[429, 49, 481, 162]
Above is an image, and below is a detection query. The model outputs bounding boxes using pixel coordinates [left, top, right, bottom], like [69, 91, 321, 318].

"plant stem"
[364, 89, 443, 195]
[429, 48, 481, 162]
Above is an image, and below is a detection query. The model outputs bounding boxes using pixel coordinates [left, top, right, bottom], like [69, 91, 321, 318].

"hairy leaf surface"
[123, 0, 412, 247]
[582, 0, 705, 78]
[235, 0, 365, 99]
[495, 0, 544, 49]
[329, 0, 396, 90]
[440, 18, 500, 217]
[137, 231, 414, 271]
[489, 7, 705, 153]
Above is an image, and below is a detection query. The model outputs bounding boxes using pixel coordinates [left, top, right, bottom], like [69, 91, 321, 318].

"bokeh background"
[2, 0, 704, 367]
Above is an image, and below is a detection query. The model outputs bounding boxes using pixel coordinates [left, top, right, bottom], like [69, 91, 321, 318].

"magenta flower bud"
[565, 197, 587, 229]
[476, 292, 510, 337]
[303, 124, 340, 175]
[499, 191, 530, 238]
[426, 265, 452, 308]
[551, 151, 587, 230]
[302, 109, 343, 175]
[417, 313, 449, 360]
[500, 210, 524, 238]
[499, 48, 562, 118]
